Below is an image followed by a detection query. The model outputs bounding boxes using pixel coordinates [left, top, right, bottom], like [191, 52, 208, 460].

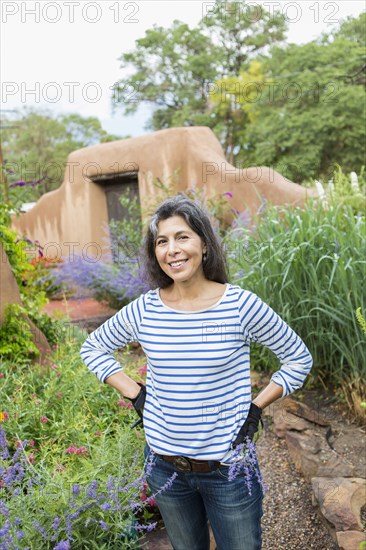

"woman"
[80, 194, 313, 550]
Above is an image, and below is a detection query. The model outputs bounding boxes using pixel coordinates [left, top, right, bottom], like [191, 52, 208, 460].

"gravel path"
[257, 419, 338, 550]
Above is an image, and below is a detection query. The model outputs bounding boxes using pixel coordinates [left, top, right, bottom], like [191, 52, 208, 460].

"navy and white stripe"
[80, 283, 313, 462]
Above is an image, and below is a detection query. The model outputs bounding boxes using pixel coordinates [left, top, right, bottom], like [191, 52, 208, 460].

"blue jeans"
[143, 444, 263, 550]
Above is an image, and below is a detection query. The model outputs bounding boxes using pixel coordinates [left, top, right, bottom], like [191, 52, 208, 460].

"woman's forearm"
[252, 380, 284, 410]
[105, 371, 141, 399]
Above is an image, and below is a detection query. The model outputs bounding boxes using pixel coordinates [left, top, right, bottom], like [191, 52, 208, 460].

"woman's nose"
[167, 239, 180, 255]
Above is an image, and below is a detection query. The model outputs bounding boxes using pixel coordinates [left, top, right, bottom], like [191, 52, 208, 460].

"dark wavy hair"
[142, 193, 229, 289]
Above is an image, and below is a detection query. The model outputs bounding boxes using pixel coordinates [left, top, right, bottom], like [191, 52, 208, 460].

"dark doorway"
[90, 171, 141, 263]
[91, 171, 139, 222]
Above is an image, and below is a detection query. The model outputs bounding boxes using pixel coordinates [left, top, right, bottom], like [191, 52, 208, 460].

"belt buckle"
[172, 456, 192, 473]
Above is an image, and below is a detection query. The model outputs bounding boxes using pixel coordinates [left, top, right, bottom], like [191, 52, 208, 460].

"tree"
[334, 12, 366, 47]
[239, 14, 366, 181]
[200, 0, 286, 74]
[1, 108, 121, 205]
[208, 60, 267, 163]
[113, 20, 220, 130]
[112, 0, 287, 159]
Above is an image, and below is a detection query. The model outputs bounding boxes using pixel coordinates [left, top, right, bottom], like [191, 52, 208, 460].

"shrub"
[0, 204, 68, 361]
[0, 304, 39, 361]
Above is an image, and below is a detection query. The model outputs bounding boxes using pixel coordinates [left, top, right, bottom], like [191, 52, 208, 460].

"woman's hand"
[127, 383, 146, 429]
[232, 402, 263, 448]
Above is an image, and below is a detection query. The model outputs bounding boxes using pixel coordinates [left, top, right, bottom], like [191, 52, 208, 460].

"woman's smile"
[169, 259, 188, 269]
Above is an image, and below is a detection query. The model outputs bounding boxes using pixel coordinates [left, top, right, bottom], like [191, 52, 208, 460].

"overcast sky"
[1, 0, 365, 137]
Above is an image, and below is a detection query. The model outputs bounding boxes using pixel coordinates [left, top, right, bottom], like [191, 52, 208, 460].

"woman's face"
[154, 215, 207, 284]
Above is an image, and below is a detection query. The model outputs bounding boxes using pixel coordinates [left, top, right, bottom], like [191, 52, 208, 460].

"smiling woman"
[144, 196, 228, 291]
[80, 193, 313, 550]
[153, 215, 230, 311]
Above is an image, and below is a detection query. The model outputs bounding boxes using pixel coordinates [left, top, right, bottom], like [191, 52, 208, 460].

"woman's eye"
[156, 235, 188, 245]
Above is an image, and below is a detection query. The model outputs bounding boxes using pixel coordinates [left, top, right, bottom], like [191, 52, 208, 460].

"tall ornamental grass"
[225, 180, 365, 420]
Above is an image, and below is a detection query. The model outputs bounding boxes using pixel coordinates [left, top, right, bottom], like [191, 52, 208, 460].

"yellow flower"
[0, 411, 9, 422]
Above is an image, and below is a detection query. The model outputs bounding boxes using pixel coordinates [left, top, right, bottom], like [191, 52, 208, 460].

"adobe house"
[11, 126, 317, 260]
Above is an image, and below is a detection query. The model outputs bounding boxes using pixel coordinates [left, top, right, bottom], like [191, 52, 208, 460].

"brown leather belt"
[158, 454, 223, 473]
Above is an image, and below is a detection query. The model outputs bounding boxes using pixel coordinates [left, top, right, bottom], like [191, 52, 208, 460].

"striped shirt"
[80, 283, 313, 463]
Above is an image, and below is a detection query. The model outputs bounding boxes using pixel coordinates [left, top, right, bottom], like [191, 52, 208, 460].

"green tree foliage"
[201, 0, 286, 73]
[334, 12, 366, 46]
[113, 4, 365, 180]
[112, 0, 286, 160]
[240, 14, 366, 181]
[2, 108, 120, 205]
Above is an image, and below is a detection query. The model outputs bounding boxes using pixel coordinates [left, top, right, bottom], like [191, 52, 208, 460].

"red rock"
[281, 397, 330, 426]
[311, 477, 366, 532]
[273, 409, 313, 438]
[285, 430, 322, 480]
[336, 530, 365, 550]
[317, 455, 355, 478]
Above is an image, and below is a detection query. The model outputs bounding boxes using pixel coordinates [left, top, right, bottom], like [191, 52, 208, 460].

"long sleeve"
[238, 290, 313, 397]
[80, 296, 143, 383]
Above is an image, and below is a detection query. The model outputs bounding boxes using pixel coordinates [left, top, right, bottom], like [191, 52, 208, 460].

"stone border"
[267, 397, 366, 550]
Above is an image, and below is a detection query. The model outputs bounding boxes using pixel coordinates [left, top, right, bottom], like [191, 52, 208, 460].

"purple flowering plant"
[227, 437, 267, 496]
[0, 422, 175, 548]
[42, 200, 149, 308]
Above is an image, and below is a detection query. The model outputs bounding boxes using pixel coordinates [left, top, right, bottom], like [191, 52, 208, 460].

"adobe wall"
[11, 126, 317, 260]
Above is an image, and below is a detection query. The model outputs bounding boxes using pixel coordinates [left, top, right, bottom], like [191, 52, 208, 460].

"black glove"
[127, 383, 146, 429]
[232, 402, 263, 448]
